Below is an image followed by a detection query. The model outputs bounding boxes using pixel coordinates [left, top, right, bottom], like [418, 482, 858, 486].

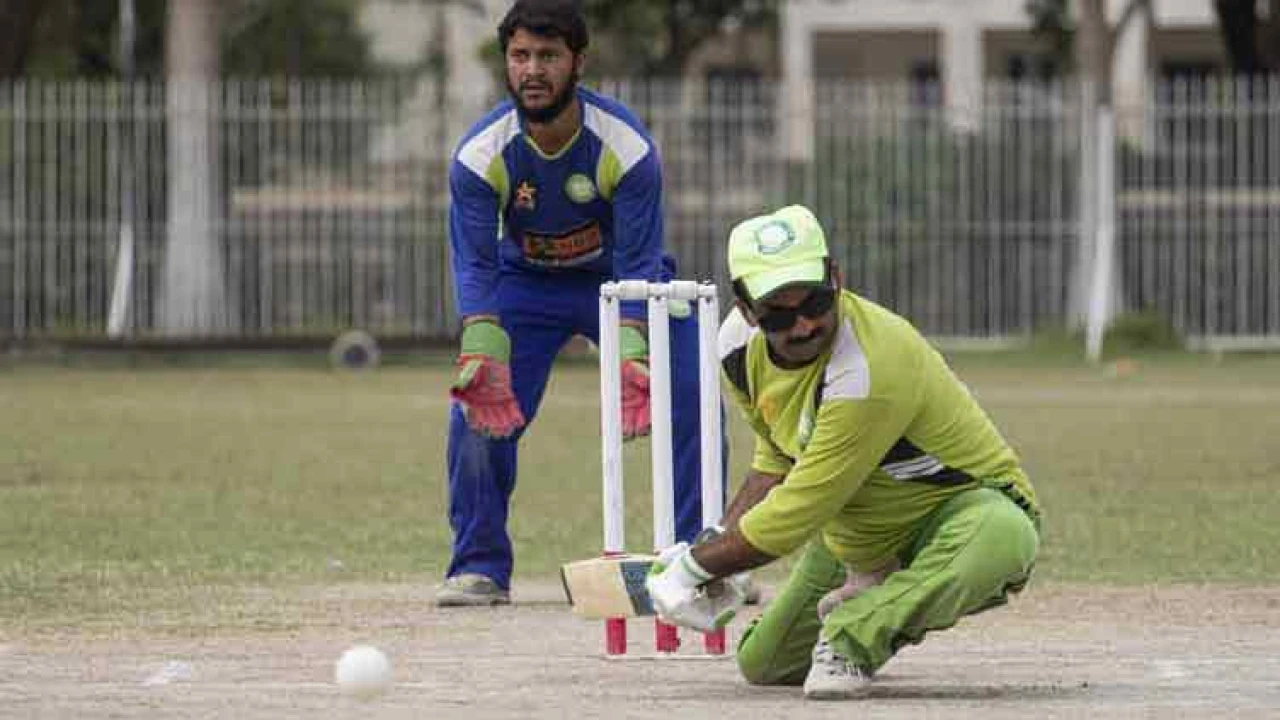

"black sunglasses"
[755, 286, 837, 332]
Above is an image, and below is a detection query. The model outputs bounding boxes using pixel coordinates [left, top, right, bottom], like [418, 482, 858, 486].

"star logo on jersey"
[514, 180, 537, 210]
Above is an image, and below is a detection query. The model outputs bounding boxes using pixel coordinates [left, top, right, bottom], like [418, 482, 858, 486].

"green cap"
[727, 205, 829, 301]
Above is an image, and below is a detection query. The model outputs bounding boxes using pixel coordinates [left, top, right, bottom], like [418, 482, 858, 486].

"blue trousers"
[445, 271, 724, 589]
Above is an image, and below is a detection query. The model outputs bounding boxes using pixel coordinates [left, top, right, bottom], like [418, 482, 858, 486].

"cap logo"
[755, 220, 795, 255]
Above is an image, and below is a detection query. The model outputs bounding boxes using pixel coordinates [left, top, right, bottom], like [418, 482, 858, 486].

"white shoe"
[803, 639, 871, 700]
[435, 573, 511, 607]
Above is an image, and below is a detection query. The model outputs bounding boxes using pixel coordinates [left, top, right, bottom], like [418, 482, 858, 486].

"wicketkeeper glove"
[618, 325, 651, 440]
[449, 321, 526, 439]
[644, 542, 745, 633]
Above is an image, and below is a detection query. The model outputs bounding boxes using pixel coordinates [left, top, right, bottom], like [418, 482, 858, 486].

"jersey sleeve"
[738, 395, 916, 559]
[448, 158, 501, 319]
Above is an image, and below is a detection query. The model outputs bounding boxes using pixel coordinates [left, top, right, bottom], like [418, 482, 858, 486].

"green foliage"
[1024, 0, 1074, 71]
[1024, 310, 1184, 359]
[581, 0, 780, 76]
[19, 0, 167, 78]
[1104, 309, 1183, 353]
[807, 128, 961, 227]
[801, 110, 1071, 228]
[220, 0, 374, 78]
[13, 0, 379, 79]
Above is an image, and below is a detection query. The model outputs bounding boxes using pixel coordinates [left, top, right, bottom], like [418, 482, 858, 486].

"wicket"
[597, 279, 725, 657]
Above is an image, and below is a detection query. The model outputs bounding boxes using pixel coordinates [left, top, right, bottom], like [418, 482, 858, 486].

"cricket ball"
[335, 644, 393, 700]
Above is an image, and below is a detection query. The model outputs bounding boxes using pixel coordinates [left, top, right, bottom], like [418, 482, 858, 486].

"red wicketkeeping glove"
[449, 321, 525, 439]
[450, 355, 525, 439]
[620, 359, 651, 439]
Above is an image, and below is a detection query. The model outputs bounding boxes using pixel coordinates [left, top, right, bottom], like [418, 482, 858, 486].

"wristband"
[459, 321, 511, 363]
[619, 325, 647, 362]
[673, 549, 714, 587]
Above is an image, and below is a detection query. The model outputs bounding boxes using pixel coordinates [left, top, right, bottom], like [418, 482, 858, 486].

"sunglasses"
[754, 286, 837, 332]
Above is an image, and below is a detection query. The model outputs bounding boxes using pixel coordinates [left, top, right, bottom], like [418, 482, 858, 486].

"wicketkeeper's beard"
[509, 71, 579, 124]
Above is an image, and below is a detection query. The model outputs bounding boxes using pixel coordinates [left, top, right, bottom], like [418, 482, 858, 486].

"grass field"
[2, 350, 1279, 627]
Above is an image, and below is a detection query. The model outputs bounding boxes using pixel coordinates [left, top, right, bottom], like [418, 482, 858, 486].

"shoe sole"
[435, 595, 511, 608]
[803, 685, 871, 701]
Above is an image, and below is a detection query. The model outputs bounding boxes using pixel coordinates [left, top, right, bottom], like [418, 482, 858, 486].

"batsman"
[645, 205, 1042, 699]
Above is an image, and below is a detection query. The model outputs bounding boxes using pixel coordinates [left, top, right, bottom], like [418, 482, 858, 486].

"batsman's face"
[752, 284, 840, 368]
[505, 29, 581, 123]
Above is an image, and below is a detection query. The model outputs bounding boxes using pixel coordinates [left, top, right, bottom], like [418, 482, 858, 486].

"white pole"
[598, 287, 624, 555]
[1085, 108, 1116, 363]
[647, 288, 675, 552]
[697, 285, 723, 529]
[107, 0, 137, 338]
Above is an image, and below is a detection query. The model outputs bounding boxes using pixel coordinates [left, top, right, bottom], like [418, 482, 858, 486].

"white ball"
[334, 645, 393, 700]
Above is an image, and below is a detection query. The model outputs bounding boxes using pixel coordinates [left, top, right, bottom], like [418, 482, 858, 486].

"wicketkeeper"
[645, 205, 1042, 699]
[439, 0, 725, 606]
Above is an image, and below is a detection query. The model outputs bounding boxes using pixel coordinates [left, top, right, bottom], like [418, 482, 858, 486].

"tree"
[1212, 0, 1280, 74]
[220, 0, 374, 77]
[161, 0, 224, 334]
[1032, 0, 1280, 76]
[1027, 0, 1151, 360]
[1, 0, 166, 77]
[0, 0, 376, 79]
[581, 0, 779, 76]
[0, 0, 55, 76]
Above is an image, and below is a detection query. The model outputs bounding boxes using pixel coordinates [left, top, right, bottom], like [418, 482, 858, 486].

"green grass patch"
[2, 353, 1278, 623]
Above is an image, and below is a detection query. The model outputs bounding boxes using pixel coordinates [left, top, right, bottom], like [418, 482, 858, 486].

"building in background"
[359, 0, 509, 159]
[780, 0, 1225, 153]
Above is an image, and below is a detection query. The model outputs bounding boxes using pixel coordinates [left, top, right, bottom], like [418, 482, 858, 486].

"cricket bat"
[559, 554, 658, 619]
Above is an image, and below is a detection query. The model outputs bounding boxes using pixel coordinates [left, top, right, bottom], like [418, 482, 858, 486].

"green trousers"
[736, 487, 1039, 685]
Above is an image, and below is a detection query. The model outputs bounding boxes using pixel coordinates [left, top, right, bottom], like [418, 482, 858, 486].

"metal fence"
[2, 77, 1278, 347]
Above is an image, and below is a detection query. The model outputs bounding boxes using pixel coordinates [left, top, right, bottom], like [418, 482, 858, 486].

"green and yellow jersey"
[720, 290, 1041, 570]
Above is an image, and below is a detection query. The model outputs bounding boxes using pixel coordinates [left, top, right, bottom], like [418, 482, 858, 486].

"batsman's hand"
[618, 325, 650, 440]
[449, 321, 525, 439]
[645, 543, 743, 633]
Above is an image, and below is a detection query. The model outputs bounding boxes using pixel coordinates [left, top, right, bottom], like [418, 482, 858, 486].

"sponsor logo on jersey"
[520, 220, 604, 267]
[565, 173, 597, 204]
[797, 407, 815, 450]
[514, 180, 537, 210]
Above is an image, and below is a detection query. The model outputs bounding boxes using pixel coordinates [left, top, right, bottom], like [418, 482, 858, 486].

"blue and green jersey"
[449, 87, 669, 319]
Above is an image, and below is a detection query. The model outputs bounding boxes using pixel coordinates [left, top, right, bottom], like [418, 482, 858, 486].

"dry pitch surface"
[3, 582, 1279, 719]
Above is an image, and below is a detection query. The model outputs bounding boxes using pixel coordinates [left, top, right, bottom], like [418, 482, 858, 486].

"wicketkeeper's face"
[504, 29, 581, 123]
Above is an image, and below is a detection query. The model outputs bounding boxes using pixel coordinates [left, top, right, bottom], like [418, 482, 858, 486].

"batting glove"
[645, 543, 743, 633]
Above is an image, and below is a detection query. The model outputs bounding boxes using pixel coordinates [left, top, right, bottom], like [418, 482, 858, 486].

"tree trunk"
[1214, 0, 1264, 74]
[1261, 0, 1280, 70]
[0, 0, 47, 77]
[1070, 0, 1107, 327]
[162, 0, 226, 335]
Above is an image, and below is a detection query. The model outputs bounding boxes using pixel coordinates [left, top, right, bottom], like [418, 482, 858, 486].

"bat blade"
[559, 554, 658, 619]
